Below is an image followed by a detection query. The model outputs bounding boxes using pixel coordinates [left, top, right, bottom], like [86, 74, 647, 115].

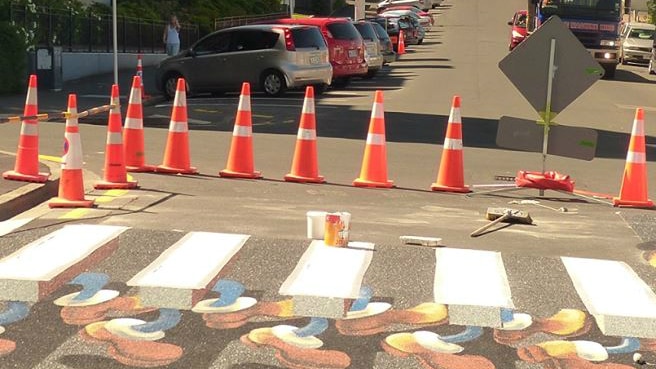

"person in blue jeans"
[163, 15, 181, 56]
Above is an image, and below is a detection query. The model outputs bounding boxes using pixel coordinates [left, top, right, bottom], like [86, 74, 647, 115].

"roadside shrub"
[0, 21, 27, 94]
[649, 0, 655, 24]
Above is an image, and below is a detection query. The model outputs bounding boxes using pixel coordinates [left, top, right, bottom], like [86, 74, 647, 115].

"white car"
[378, 0, 430, 12]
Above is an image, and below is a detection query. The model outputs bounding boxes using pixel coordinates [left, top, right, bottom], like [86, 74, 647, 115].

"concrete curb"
[0, 153, 60, 222]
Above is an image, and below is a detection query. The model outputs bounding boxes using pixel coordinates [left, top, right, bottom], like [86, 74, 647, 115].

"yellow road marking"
[127, 174, 135, 182]
[59, 208, 90, 219]
[195, 108, 219, 113]
[253, 114, 273, 119]
[38, 155, 62, 163]
[95, 189, 129, 203]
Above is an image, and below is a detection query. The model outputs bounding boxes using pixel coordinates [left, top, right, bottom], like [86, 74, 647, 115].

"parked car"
[620, 22, 655, 65]
[353, 21, 384, 78]
[371, 16, 420, 50]
[381, 8, 431, 31]
[380, 5, 434, 27]
[379, 12, 425, 44]
[370, 21, 397, 64]
[156, 24, 332, 99]
[649, 36, 656, 75]
[274, 17, 367, 87]
[507, 10, 528, 51]
[377, 0, 430, 12]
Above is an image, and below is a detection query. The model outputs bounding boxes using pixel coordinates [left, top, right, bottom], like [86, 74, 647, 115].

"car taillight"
[283, 28, 295, 51]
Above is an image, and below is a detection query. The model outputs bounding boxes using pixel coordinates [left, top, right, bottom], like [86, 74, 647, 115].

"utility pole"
[355, 0, 366, 20]
[527, 0, 536, 32]
[112, 0, 118, 85]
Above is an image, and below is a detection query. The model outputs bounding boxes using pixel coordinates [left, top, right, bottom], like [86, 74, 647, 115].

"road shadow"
[614, 69, 655, 84]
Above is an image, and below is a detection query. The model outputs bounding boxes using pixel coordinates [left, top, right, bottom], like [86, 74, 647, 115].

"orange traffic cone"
[431, 96, 470, 193]
[3, 75, 49, 183]
[95, 85, 138, 189]
[353, 90, 394, 188]
[124, 76, 155, 172]
[220, 82, 262, 179]
[49, 94, 94, 208]
[156, 78, 198, 174]
[613, 108, 654, 208]
[285, 86, 325, 184]
[136, 54, 150, 100]
[398, 30, 406, 55]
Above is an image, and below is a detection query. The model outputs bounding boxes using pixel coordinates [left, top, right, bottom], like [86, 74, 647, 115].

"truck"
[536, 0, 626, 79]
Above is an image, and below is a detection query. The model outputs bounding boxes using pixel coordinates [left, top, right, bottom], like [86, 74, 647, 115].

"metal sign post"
[540, 38, 557, 196]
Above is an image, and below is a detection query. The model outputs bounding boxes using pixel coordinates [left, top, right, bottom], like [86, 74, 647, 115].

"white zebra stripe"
[106, 132, 123, 145]
[20, 123, 38, 136]
[233, 125, 252, 137]
[297, 128, 316, 141]
[626, 151, 646, 164]
[169, 121, 188, 133]
[562, 256, 656, 338]
[124, 117, 143, 130]
[443, 138, 463, 150]
[366, 133, 385, 146]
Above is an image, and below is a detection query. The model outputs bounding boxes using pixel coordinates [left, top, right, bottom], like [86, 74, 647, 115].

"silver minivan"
[156, 25, 332, 98]
[649, 35, 656, 75]
[353, 21, 384, 79]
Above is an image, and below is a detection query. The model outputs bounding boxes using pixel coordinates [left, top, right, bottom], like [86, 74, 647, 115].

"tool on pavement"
[400, 236, 443, 248]
[508, 200, 577, 214]
[470, 208, 533, 238]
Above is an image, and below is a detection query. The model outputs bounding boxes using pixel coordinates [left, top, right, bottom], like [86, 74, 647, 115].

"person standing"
[163, 15, 181, 56]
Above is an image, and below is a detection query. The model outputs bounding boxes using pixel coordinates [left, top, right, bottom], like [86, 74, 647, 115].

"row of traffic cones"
[3, 75, 653, 209]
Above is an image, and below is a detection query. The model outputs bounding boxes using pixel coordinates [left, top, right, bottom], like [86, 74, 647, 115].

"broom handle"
[470, 213, 510, 238]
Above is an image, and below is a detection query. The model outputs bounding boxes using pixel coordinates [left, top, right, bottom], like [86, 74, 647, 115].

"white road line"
[127, 232, 249, 310]
[154, 103, 340, 109]
[616, 104, 656, 112]
[148, 114, 212, 125]
[562, 256, 656, 338]
[279, 240, 374, 318]
[434, 248, 514, 328]
[79, 94, 128, 99]
[0, 225, 128, 302]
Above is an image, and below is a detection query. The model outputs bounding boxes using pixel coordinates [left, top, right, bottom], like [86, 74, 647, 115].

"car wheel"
[163, 73, 183, 100]
[649, 60, 655, 75]
[261, 70, 286, 97]
[602, 64, 616, 79]
[418, 38, 424, 45]
[363, 69, 378, 79]
[313, 83, 328, 95]
[331, 77, 351, 88]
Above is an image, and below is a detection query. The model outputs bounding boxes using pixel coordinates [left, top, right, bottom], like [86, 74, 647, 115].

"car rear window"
[371, 23, 390, 40]
[291, 27, 326, 49]
[326, 21, 362, 40]
[354, 23, 377, 41]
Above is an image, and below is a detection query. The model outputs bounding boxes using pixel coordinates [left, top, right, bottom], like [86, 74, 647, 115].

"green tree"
[0, 21, 27, 94]
[649, 0, 655, 24]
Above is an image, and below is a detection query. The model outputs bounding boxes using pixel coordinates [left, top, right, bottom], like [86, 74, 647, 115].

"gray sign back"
[498, 16, 603, 116]
[496, 116, 598, 161]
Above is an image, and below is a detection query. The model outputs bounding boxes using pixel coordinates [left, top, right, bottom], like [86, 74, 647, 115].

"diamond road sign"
[499, 16, 604, 118]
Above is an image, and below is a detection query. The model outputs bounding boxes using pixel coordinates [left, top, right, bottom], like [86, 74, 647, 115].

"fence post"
[122, 15, 126, 53]
[151, 20, 155, 54]
[137, 19, 142, 54]
[68, 8, 73, 52]
[87, 11, 92, 52]
[47, 6, 53, 46]
[106, 15, 111, 53]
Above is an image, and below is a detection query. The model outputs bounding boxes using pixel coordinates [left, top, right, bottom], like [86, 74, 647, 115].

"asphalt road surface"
[1, 0, 656, 368]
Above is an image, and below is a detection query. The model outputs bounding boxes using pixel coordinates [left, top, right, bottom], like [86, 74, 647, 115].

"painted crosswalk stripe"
[0, 225, 128, 302]
[127, 232, 250, 310]
[562, 256, 656, 338]
[279, 240, 375, 318]
[434, 248, 513, 327]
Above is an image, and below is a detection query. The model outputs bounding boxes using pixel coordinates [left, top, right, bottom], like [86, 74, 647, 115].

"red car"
[508, 10, 528, 51]
[275, 18, 367, 87]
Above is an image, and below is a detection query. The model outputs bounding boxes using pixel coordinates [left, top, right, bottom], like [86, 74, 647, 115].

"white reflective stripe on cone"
[169, 121, 188, 133]
[62, 133, 83, 169]
[25, 89, 37, 105]
[128, 90, 142, 105]
[233, 124, 252, 137]
[238, 96, 251, 112]
[20, 122, 38, 136]
[302, 99, 315, 115]
[106, 132, 123, 145]
[449, 109, 462, 125]
[443, 138, 463, 150]
[632, 120, 645, 137]
[371, 102, 384, 119]
[297, 128, 316, 140]
[626, 151, 646, 164]
[173, 91, 187, 108]
[366, 133, 385, 146]
[124, 117, 144, 130]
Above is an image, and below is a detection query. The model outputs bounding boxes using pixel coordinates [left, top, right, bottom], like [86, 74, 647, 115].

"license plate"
[348, 49, 358, 59]
[309, 55, 320, 64]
